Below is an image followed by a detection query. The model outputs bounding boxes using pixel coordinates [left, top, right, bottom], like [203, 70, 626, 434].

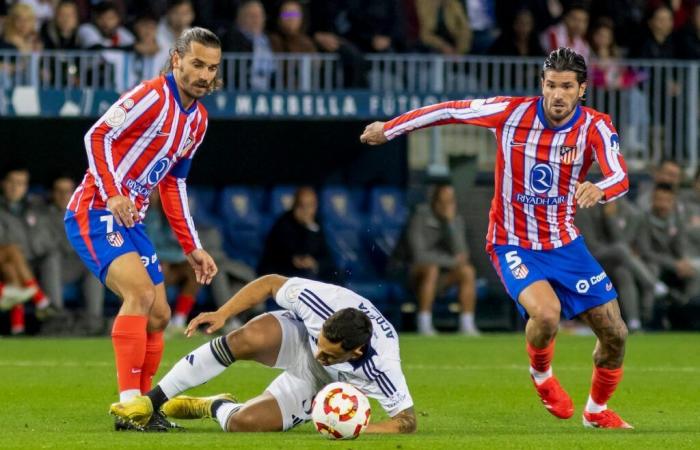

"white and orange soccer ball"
[311, 382, 371, 440]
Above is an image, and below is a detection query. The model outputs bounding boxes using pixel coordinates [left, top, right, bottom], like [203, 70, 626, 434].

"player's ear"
[579, 81, 587, 100]
[172, 50, 181, 70]
[351, 345, 364, 359]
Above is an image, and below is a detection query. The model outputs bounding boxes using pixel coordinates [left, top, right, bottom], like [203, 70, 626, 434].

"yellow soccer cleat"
[162, 393, 237, 420]
[109, 395, 154, 428]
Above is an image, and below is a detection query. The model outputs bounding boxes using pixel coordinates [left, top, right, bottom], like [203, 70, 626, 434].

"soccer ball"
[311, 382, 371, 440]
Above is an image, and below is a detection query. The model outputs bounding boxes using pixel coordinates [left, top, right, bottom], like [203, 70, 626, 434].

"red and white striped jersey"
[67, 73, 208, 254]
[383, 96, 629, 251]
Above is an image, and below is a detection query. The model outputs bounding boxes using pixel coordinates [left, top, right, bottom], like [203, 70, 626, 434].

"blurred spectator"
[522, 0, 564, 33]
[19, 0, 54, 29]
[589, 0, 646, 49]
[540, 3, 590, 60]
[630, 4, 676, 58]
[192, 0, 241, 36]
[636, 159, 684, 212]
[576, 199, 667, 332]
[415, 0, 472, 54]
[0, 167, 59, 326]
[346, 0, 404, 54]
[489, 8, 545, 56]
[676, 2, 700, 59]
[308, 0, 368, 86]
[637, 183, 700, 324]
[46, 176, 105, 335]
[0, 245, 42, 335]
[40, 0, 80, 49]
[72, 0, 126, 24]
[401, 184, 479, 336]
[464, 0, 497, 54]
[257, 187, 336, 281]
[0, 3, 42, 52]
[223, 0, 276, 90]
[145, 191, 201, 334]
[647, 0, 697, 30]
[588, 17, 645, 88]
[129, 13, 166, 81]
[157, 0, 195, 50]
[77, 1, 135, 50]
[268, 0, 316, 53]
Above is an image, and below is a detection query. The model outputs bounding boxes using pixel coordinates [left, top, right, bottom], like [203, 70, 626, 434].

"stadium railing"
[1, 50, 697, 170]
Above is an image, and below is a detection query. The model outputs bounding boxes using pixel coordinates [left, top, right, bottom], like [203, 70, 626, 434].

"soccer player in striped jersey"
[64, 27, 221, 430]
[361, 48, 632, 429]
[109, 275, 416, 434]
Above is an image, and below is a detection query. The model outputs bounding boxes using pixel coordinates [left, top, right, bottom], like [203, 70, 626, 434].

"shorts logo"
[512, 263, 529, 280]
[560, 145, 579, 165]
[106, 231, 124, 247]
[576, 279, 590, 294]
[530, 163, 553, 194]
[606, 282, 613, 291]
[147, 158, 171, 185]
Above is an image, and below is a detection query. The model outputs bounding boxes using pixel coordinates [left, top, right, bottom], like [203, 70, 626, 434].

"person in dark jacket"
[258, 187, 335, 281]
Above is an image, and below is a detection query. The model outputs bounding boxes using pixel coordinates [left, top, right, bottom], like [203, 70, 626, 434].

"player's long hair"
[162, 27, 223, 94]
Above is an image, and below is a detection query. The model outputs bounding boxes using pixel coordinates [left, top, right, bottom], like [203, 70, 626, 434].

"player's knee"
[458, 264, 475, 282]
[226, 326, 255, 360]
[123, 284, 157, 311]
[605, 322, 628, 349]
[226, 409, 258, 432]
[415, 264, 439, 283]
[148, 308, 171, 331]
[531, 306, 560, 334]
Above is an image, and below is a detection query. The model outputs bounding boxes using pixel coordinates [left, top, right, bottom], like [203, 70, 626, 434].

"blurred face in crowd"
[278, 1, 303, 35]
[134, 17, 157, 42]
[432, 185, 456, 220]
[564, 8, 589, 38]
[591, 24, 614, 54]
[541, 70, 586, 125]
[52, 177, 76, 210]
[2, 170, 29, 203]
[655, 161, 682, 188]
[292, 188, 318, 225]
[10, 6, 37, 39]
[172, 41, 221, 100]
[693, 5, 700, 30]
[55, 2, 79, 35]
[513, 10, 534, 41]
[649, 7, 674, 40]
[168, 1, 195, 33]
[237, 1, 266, 35]
[96, 9, 121, 37]
[652, 188, 675, 219]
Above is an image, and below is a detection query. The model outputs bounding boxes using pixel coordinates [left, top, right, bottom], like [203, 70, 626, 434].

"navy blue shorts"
[64, 209, 163, 285]
[488, 237, 617, 320]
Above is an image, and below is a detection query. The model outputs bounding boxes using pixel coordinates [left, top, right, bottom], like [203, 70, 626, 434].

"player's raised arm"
[360, 97, 512, 145]
[186, 275, 289, 336]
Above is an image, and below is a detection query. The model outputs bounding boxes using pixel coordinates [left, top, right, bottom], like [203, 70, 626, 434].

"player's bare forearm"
[218, 274, 288, 318]
[365, 407, 416, 434]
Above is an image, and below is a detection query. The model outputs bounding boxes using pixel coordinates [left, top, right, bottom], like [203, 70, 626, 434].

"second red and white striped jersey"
[383, 96, 629, 251]
[67, 73, 208, 254]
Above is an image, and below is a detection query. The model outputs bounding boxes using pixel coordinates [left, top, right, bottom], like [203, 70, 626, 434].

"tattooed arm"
[365, 407, 417, 434]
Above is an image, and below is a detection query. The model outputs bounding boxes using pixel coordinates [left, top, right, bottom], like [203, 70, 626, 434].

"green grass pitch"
[1, 333, 698, 449]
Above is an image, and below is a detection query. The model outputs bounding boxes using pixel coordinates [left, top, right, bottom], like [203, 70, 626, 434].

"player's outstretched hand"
[186, 249, 218, 285]
[186, 311, 226, 337]
[107, 195, 139, 228]
[360, 121, 388, 145]
[575, 181, 604, 208]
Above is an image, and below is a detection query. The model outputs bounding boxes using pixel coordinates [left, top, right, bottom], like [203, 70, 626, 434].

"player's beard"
[179, 70, 210, 100]
[545, 98, 576, 122]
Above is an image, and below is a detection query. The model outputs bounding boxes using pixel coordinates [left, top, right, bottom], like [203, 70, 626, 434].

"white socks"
[171, 314, 187, 328]
[417, 312, 435, 335]
[585, 395, 607, 413]
[215, 402, 243, 431]
[529, 366, 553, 386]
[158, 336, 235, 398]
[119, 389, 141, 402]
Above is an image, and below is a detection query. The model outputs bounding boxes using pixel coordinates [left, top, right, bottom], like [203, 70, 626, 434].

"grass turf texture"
[0, 333, 698, 449]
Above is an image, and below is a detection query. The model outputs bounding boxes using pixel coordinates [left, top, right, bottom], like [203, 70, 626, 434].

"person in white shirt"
[109, 274, 417, 434]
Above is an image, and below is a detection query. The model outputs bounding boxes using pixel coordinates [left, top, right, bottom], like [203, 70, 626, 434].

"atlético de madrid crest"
[106, 231, 124, 247]
[560, 145, 578, 164]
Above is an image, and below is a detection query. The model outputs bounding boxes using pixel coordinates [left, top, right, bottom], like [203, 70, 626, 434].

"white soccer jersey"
[274, 277, 414, 417]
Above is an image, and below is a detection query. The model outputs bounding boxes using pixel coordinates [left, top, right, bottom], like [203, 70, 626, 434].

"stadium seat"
[219, 186, 264, 228]
[268, 185, 297, 218]
[187, 186, 222, 228]
[368, 186, 408, 227]
[319, 186, 364, 230]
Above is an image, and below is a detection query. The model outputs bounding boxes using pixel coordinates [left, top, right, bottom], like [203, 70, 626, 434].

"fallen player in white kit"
[110, 274, 417, 433]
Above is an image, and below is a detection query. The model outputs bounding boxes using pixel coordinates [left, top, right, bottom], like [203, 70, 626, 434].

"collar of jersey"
[165, 72, 198, 115]
[536, 97, 581, 131]
[348, 344, 377, 370]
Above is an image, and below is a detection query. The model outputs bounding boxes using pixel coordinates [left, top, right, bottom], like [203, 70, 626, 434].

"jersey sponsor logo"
[511, 263, 529, 280]
[515, 193, 566, 205]
[576, 279, 590, 294]
[560, 145, 579, 165]
[530, 163, 553, 194]
[576, 271, 608, 294]
[383, 392, 407, 410]
[610, 133, 621, 153]
[106, 231, 124, 247]
[606, 282, 613, 291]
[124, 178, 151, 197]
[358, 302, 395, 339]
[105, 105, 127, 127]
[147, 158, 171, 185]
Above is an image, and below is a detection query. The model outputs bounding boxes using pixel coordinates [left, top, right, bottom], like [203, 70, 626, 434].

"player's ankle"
[529, 366, 552, 385]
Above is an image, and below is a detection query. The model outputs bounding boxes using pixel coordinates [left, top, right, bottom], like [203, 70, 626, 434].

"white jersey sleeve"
[359, 358, 414, 417]
[274, 277, 341, 337]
